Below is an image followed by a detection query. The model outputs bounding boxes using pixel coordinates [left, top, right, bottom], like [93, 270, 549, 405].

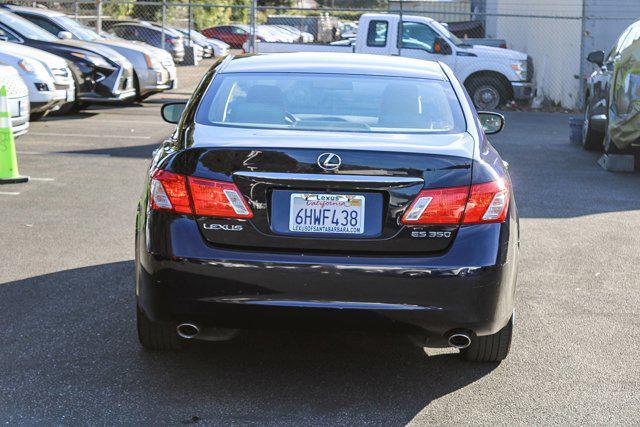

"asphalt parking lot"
[1, 60, 639, 424]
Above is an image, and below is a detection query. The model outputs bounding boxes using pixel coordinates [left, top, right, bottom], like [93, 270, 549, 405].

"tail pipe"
[176, 323, 200, 339]
[448, 332, 472, 349]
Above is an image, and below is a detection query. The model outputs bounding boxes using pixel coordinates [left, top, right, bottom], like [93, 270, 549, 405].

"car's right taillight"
[401, 178, 509, 225]
[149, 170, 253, 218]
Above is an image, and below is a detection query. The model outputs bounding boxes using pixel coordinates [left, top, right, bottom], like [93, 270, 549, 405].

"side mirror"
[434, 37, 452, 55]
[161, 102, 187, 124]
[478, 111, 505, 135]
[0, 29, 8, 42]
[586, 50, 604, 67]
[57, 31, 73, 40]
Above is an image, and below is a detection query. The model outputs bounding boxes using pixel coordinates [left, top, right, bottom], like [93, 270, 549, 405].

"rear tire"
[582, 101, 604, 151]
[462, 317, 513, 362]
[466, 76, 508, 110]
[136, 305, 183, 351]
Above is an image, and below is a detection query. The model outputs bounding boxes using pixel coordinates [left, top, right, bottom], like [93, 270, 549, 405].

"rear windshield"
[195, 72, 466, 134]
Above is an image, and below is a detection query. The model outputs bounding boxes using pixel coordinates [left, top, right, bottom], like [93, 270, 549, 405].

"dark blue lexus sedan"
[136, 53, 518, 362]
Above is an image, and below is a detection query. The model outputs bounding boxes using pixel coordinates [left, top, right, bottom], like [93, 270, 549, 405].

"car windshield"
[0, 11, 57, 41]
[54, 15, 101, 41]
[196, 72, 466, 134]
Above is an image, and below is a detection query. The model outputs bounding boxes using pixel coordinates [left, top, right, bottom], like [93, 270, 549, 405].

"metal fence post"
[187, 2, 192, 45]
[95, 0, 102, 33]
[161, 0, 166, 50]
[249, 0, 257, 53]
[74, 0, 78, 21]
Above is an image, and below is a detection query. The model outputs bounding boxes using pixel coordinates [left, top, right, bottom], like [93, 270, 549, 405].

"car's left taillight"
[401, 178, 509, 225]
[149, 170, 253, 218]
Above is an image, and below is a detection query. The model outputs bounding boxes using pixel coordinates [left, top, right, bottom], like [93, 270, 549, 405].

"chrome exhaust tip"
[448, 332, 471, 349]
[176, 323, 200, 339]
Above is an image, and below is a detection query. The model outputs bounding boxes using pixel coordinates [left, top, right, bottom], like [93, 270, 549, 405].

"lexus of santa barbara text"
[136, 53, 519, 362]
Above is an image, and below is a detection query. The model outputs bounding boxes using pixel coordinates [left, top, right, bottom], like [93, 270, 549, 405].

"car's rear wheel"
[462, 316, 513, 362]
[136, 305, 183, 350]
[582, 101, 604, 151]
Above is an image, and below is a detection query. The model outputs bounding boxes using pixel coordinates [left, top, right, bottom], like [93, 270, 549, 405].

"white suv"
[0, 40, 74, 120]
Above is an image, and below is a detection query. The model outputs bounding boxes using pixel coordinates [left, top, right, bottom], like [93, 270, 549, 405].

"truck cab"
[355, 14, 534, 109]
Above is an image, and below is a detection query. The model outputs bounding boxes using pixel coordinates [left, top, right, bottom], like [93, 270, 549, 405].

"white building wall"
[486, 0, 584, 108]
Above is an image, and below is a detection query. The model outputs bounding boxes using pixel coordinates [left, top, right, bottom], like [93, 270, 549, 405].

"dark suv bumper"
[136, 211, 518, 340]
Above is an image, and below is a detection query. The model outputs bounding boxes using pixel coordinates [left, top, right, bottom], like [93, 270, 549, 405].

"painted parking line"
[0, 191, 20, 195]
[29, 177, 55, 182]
[28, 132, 151, 140]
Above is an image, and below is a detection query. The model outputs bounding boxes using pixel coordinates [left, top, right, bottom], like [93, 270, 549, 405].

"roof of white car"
[223, 52, 447, 80]
[4, 5, 64, 16]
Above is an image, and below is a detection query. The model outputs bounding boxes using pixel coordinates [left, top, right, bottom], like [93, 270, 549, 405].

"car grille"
[526, 55, 534, 82]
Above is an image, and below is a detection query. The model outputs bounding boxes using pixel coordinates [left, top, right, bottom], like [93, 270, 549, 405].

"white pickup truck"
[250, 13, 534, 110]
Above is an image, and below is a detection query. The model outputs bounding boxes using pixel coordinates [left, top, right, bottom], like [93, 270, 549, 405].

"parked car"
[207, 37, 230, 58]
[0, 9, 135, 109]
[6, 5, 177, 102]
[110, 22, 185, 63]
[583, 19, 640, 153]
[258, 25, 297, 43]
[272, 24, 314, 43]
[0, 63, 29, 136]
[137, 52, 518, 363]
[175, 28, 214, 58]
[253, 13, 535, 110]
[201, 25, 251, 48]
[0, 40, 74, 120]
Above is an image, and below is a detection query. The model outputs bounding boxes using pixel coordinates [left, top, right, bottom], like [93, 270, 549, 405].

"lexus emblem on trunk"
[317, 153, 341, 171]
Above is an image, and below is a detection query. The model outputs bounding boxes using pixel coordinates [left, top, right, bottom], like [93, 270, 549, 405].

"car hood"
[0, 40, 67, 68]
[56, 39, 127, 62]
[93, 37, 155, 55]
[461, 44, 527, 61]
[190, 124, 476, 159]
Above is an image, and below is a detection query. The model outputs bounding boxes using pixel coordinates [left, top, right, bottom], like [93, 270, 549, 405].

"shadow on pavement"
[59, 143, 161, 159]
[0, 261, 497, 424]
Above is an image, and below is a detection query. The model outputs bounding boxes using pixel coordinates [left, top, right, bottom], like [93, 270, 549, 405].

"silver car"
[7, 5, 177, 101]
[0, 63, 29, 137]
[0, 40, 74, 119]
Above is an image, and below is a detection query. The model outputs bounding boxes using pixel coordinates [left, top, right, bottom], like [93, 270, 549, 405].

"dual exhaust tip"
[179, 322, 472, 349]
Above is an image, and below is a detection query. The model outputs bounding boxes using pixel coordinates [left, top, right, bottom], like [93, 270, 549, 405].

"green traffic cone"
[0, 85, 28, 184]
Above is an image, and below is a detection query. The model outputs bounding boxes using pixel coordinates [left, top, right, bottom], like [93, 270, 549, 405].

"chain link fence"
[4, 0, 639, 109]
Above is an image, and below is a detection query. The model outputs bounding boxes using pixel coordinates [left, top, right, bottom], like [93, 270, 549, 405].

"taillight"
[149, 170, 253, 218]
[150, 170, 191, 214]
[188, 177, 252, 218]
[461, 179, 509, 223]
[402, 178, 509, 225]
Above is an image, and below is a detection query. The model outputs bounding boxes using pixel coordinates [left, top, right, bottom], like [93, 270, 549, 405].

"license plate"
[289, 193, 365, 234]
[66, 89, 74, 102]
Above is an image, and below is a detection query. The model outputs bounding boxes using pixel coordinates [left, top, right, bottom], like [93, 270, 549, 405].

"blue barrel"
[569, 116, 583, 145]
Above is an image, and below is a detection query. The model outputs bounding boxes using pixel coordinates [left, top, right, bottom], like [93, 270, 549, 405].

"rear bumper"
[138, 67, 176, 96]
[136, 211, 519, 339]
[11, 116, 29, 137]
[511, 81, 535, 101]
